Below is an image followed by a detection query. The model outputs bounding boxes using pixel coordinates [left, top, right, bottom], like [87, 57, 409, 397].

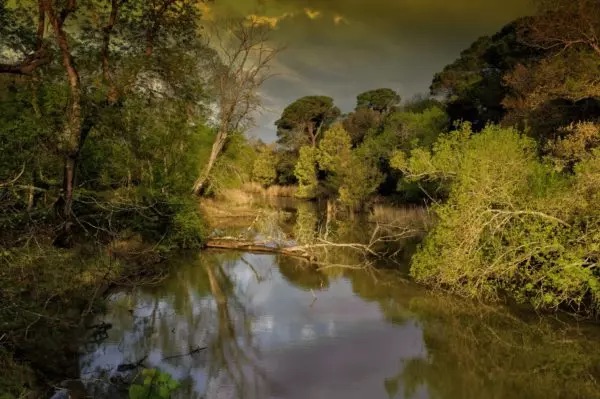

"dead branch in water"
[206, 223, 419, 265]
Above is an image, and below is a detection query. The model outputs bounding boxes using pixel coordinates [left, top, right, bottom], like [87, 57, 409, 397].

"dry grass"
[241, 182, 297, 198]
[266, 185, 297, 197]
[218, 188, 255, 205]
[368, 204, 431, 229]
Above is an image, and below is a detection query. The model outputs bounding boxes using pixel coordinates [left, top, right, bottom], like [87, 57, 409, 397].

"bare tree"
[192, 19, 280, 195]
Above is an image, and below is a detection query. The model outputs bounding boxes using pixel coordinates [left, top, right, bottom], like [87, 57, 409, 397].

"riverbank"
[0, 236, 182, 398]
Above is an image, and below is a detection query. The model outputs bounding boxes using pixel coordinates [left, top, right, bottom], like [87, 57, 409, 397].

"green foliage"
[129, 369, 180, 399]
[252, 146, 278, 187]
[276, 96, 341, 150]
[317, 124, 382, 208]
[546, 122, 600, 171]
[385, 106, 450, 149]
[337, 155, 383, 210]
[206, 133, 256, 195]
[294, 146, 319, 199]
[317, 124, 353, 189]
[430, 20, 537, 130]
[342, 107, 383, 145]
[275, 150, 299, 185]
[356, 88, 400, 113]
[397, 124, 600, 314]
[165, 197, 207, 250]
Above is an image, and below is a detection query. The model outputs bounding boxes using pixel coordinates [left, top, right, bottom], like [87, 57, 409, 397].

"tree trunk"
[308, 124, 316, 147]
[192, 131, 227, 195]
[44, 0, 82, 226]
[63, 156, 77, 218]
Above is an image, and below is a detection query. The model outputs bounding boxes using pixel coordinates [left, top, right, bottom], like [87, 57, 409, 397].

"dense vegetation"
[0, 1, 271, 396]
[1, 0, 600, 396]
[244, 0, 600, 315]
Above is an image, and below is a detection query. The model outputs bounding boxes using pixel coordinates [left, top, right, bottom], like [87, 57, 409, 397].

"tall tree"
[524, 0, 600, 56]
[276, 95, 340, 150]
[192, 19, 278, 196]
[430, 21, 537, 130]
[355, 88, 400, 113]
[0, 0, 209, 239]
[503, 0, 600, 138]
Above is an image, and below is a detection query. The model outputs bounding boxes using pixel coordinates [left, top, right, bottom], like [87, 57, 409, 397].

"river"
[79, 199, 600, 399]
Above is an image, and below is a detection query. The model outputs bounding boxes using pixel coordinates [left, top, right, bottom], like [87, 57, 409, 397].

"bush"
[165, 197, 207, 250]
[294, 146, 319, 199]
[251, 147, 278, 187]
[397, 124, 600, 315]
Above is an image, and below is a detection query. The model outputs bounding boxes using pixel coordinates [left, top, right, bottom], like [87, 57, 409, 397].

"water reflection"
[81, 249, 600, 399]
[81, 198, 600, 398]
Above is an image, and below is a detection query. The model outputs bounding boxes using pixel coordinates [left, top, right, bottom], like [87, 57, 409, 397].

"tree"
[430, 21, 537, 130]
[356, 88, 400, 113]
[317, 124, 383, 209]
[294, 146, 319, 199]
[252, 146, 278, 187]
[342, 107, 384, 146]
[524, 0, 600, 57]
[317, 124, 354, 195]
[394, 124, 600, 314]
[385, 106, 450, 150]
[502, 52, 600, 138]
[547, 122, 600, 170]
[0, 0, 209, 238]
[192, 19, 279, 195]
[502, 1, 600, 138]
[276, 96, 340, 150]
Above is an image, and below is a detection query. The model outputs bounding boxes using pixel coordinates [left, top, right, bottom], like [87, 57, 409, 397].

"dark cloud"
[207, 0, 534, 141]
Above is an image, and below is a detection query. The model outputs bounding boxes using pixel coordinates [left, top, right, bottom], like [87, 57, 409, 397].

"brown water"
[80, 201, 600, 399]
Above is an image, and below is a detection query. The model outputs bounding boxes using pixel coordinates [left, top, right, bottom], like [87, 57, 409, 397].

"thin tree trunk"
[308, 124, 316, 147]
[101, 0, 120, 104]
[192, 131, 226, 195]
[63, 156, 77, 218]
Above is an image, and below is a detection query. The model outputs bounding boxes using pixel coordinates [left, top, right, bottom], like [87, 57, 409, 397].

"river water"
[79, 200, 600, 399]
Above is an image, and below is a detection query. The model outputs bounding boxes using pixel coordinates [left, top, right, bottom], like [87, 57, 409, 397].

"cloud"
[199, 0, 533, 142]
[247, 13, 294, 28]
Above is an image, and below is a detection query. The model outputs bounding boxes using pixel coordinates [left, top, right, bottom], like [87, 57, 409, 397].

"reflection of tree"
[293, 202, 319, 245]
[277, 254, 330, 290]
[343, 268, 600, 399]
[202, 254, 266, 399]
[81, 252, 266, 399]
[384, 296, 600, 399]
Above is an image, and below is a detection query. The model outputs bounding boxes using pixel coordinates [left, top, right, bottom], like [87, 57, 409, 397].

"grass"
[369, 204, 431, 229]
[241, 182, 297, 198]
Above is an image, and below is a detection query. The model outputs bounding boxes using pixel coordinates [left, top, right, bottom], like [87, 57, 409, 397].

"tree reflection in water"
[80, 252, 267, 399]
[348, 269, 600, 399]
[81, 198, 600, 399]
[203, 255, 268, 398]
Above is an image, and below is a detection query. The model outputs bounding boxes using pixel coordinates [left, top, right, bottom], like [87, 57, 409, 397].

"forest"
[0, 0, 599, 397]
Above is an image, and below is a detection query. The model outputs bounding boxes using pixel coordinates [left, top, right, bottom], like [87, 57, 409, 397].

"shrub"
[396, 124, 600, 315]
[164, 197, 207, 250]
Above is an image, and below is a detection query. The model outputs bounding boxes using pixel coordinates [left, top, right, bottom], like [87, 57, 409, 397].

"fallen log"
[205, 238, 314, 260]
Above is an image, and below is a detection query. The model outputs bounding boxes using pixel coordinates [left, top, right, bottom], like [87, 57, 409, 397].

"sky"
[203, 0, 534, 142]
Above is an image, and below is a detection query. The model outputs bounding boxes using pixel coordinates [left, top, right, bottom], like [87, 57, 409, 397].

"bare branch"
[192, 18, 282, 195]
[0, 164, 26, 188]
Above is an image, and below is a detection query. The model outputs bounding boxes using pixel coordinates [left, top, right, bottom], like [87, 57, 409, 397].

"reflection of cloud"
[301, 324, 317, 341]
[304, 8, 322, 20]
[333, 14, 348, 25]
